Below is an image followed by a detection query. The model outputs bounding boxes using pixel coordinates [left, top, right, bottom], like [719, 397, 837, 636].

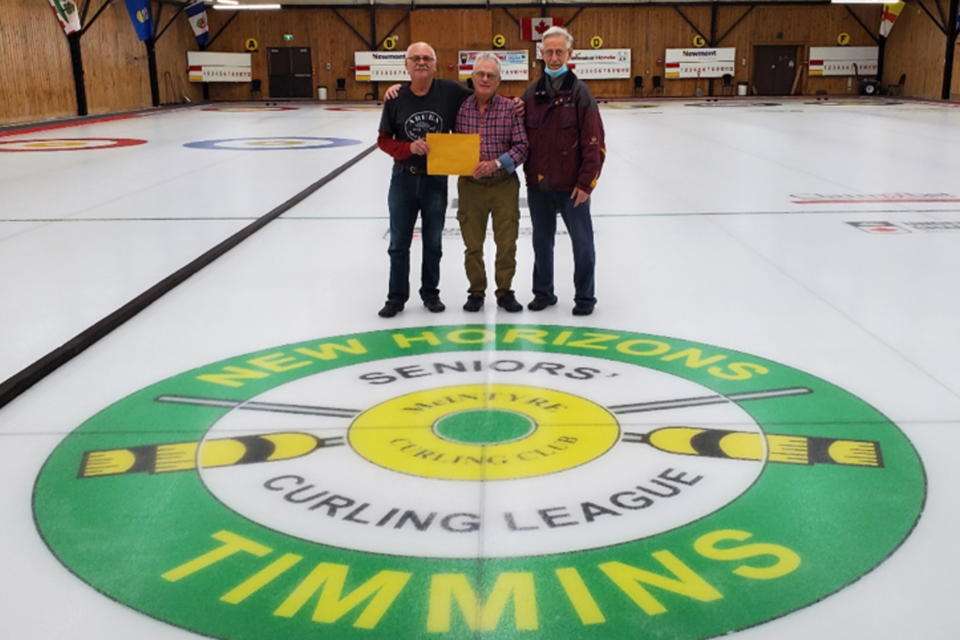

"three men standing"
[377, 29, 605, 318]
[522, 27, 606, 316]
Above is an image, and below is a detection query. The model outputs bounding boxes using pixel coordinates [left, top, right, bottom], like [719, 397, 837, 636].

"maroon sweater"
[521, 71, 606, 194]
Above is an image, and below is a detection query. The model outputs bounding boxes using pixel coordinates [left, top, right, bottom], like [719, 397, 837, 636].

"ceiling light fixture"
[213, 3, 281, 10]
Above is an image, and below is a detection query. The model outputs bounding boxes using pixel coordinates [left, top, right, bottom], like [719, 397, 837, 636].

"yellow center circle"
[28, 141, 88, 148]
[248, 140, 302, 147]
[348, 384, 619, 481]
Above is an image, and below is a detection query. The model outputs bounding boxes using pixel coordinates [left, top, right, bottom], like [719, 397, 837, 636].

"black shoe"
[497, 293, 523, 313]
[527, 297, 557, 311]
[463, 294, 484, 312]
[573, 303, 594, 316]
[378, 301, 404, 318]
[424, 297, 446, 313]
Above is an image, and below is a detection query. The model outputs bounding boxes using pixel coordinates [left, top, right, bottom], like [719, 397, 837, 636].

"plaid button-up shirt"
[455, 93, 528, 177]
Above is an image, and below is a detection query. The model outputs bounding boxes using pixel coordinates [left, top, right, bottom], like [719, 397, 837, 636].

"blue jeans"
[528, 188, 596, 307]
[387, 167, 447, 303]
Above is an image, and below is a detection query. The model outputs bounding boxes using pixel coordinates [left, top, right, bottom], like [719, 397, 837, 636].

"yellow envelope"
[426, 133, 480, 176]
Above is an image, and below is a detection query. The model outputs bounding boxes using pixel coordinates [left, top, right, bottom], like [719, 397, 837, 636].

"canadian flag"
[520, 17, 564, 42]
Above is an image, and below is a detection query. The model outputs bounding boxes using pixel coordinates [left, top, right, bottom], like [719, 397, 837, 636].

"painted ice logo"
[0, 138, 147, 152]
[846, 221, 910, 234]
[34, 325, 923, 640]
[184, 136, 360, 151]
[404, 111, 443, 140]
[794, 192, 960, 204]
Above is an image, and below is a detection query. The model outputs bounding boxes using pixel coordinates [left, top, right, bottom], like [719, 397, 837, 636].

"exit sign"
[283, 34, 293, 42]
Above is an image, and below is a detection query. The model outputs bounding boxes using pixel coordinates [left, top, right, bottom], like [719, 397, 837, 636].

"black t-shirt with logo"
[380, 79, 472, 171]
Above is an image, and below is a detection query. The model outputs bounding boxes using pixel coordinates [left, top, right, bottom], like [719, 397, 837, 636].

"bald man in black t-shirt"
[376, 42, 471, 318]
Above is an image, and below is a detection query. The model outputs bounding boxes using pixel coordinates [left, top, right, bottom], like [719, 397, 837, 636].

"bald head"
[405, 42, 438, 89]
[406, 42, 436, 60]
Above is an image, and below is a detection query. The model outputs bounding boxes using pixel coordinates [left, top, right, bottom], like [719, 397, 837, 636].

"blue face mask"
[544, 64, 568, 79]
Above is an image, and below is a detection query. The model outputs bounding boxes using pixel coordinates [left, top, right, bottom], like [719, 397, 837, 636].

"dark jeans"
[528, 188, 596, 307]
[387, 167, 448, 303]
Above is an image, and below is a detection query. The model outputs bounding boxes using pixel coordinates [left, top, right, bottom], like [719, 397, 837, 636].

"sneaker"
[378, 301, 404, 318]
[572, 303, 594, 316]
[463, 294, 484, 312]
[424, 297, 446, 313]
[497, 292, 523, 313]
[527, 297, 557, 311]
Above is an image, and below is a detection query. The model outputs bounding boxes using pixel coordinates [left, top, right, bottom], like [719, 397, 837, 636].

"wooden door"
[753, 45, 799, 96]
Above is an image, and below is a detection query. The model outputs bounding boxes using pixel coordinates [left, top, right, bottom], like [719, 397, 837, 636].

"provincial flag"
[48, 0, 82, 35]
[520, 17, 564, 42]
[185, 1, 210, 47]
[124, 0, 154, 42]
[879, 2, 905, 38]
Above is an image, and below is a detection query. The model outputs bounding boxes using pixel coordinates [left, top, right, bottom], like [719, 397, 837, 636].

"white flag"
[48, 0, 82, 35]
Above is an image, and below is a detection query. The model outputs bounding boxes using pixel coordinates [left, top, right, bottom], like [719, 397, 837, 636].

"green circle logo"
[435, 409, 534, 444]
[34, 325, 924, 640]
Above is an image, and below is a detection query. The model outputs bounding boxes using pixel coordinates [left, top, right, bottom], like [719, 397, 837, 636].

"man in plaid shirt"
[455, 53, 529, 313]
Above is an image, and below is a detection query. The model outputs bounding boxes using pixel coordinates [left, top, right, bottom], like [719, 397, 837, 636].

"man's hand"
[410, 139, 430, 155]
[571, 187, 590, 207]
[513, 96, 525, 118]
[384, 84, 403, 100]
[471, 160, 498, 180]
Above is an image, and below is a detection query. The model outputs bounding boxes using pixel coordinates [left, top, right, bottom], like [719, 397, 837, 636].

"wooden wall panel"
[410, 10, 493, 82]
[490, 8, 539, 97]
[204, 8, 411, 102]
[884, 3, 951, 99]
[625, 6, 713, 97]
[955, 38, 960, 102]
[156, 6, 206, 106]
[715, 5, 883, 96]
[81, 2, 153, 116]
[0, 0, 76, 125]
[1, 2, 957, 127]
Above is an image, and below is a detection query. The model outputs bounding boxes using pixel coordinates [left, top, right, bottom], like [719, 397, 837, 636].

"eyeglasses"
[473, 71, 499, 80]
[406, 56, 435, 64]
[542, 49, 568, 58]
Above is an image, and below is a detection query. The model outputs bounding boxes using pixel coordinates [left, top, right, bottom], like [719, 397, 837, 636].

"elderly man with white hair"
[454, 53, 528, 313]
[521, 26, 606, 316]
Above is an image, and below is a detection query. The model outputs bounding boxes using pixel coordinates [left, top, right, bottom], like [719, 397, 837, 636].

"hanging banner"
[534, 45, 631, 80]
[809, 47, 878, 76]
[664, 48, 736, 79]
[458, 50, 529, 81]
[124, 0, 154, 42]
[187, 52, 252, 82]
[48, 0, 82, 35]
[354, 52, 409, 82]
[520, 17, 564, 42]
[568, 49, 631, 79]
[879, 3, 905, 39]
[184, 1, 210, 47]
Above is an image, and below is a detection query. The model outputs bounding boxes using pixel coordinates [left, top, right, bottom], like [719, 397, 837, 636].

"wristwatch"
[494, 159, 502, 170]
